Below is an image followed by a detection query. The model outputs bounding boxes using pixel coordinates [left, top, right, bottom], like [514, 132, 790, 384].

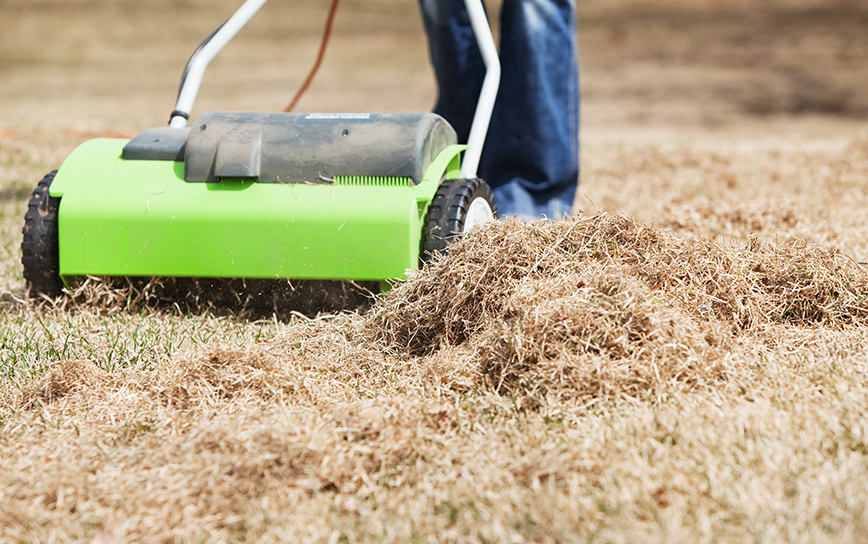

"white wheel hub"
[463, 197, 495, 234]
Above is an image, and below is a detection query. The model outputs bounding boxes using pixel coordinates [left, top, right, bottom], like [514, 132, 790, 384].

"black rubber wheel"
[21, 171, 64, 298]
[421, 177, 497, 262]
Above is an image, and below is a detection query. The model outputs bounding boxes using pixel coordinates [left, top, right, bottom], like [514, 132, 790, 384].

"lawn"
[1, 0, 867, 542]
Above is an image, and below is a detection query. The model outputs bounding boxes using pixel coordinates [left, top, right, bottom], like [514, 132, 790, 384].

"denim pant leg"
[418, 0, 486, 144]
[418, 0, 580, 219]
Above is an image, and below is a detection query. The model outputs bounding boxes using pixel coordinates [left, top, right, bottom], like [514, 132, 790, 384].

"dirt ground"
[1, 0, 868, 542]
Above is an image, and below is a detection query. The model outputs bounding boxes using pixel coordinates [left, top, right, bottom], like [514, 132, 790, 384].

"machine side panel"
[52, 139, 440, 282]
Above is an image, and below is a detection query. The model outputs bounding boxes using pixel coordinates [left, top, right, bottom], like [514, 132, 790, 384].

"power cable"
[283, 0, 341, 112]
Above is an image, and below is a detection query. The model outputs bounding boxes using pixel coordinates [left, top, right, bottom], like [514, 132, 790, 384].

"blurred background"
[1, 0, 865, 139]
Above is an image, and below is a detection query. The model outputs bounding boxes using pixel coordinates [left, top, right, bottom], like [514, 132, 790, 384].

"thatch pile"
[366, 213, 868, 401]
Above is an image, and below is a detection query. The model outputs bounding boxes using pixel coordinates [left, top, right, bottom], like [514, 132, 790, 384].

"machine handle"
[169, 0, 269, 128]
[168, 0, 501, 174]
[459, 0, 501, 180]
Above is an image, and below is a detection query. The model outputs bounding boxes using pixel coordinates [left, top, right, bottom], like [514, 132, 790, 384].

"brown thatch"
[366, 214, 868, 401]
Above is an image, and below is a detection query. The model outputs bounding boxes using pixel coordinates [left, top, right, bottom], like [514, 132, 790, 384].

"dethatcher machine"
[21, 0, 500, 313]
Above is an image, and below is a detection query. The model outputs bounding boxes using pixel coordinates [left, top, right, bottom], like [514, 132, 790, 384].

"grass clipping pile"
[369, 213, 868, 403]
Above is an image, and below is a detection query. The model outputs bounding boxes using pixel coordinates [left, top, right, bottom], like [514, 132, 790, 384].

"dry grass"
[2, 0, 868, 542]
[582, 128, 868, 257]
[369, 214, 868, 406]
[3, 211, 868, 542]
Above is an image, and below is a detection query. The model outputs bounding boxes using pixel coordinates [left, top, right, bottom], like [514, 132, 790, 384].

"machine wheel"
[21, 171, 64, 298]
[422, 177, 497, 261]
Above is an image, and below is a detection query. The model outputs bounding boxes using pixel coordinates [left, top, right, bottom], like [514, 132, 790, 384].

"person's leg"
[482, 0, 580, 219]
[417, 0, 485, 143]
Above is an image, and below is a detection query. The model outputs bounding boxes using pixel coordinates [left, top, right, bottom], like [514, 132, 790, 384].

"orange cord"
[283, 0, 341, 112]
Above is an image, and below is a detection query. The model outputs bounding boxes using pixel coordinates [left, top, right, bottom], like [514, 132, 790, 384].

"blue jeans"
[418, 0, 580, 219]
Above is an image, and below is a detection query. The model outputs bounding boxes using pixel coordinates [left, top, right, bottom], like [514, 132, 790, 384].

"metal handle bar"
[459, 0, 500, 179]
[169, 0, 268, 128]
